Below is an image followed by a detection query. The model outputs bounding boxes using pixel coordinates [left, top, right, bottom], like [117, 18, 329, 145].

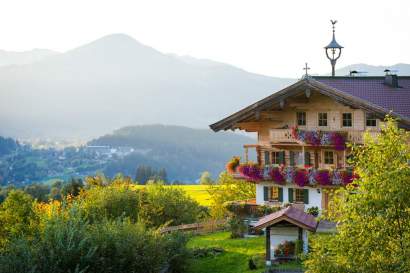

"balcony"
[228, 161, 355, 187]
[270, 128, 379, 145]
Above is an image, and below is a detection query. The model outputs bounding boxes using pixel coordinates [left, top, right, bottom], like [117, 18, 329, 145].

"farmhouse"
[210, 22, 410, 264]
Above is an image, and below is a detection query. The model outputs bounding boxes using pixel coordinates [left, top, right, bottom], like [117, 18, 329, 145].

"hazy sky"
[0, 0, 409, 77]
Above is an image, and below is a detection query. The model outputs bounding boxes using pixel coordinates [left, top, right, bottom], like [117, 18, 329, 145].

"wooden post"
[245, 147, 249, 163]
[266, 226, 271, 264]
[343, 149, 346, 168]
[298, 227, 303, 241]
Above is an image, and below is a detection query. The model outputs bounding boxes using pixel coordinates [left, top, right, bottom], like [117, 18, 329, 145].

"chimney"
[384, 74, 399, 88]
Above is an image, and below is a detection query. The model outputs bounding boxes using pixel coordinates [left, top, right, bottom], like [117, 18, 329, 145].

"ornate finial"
[303, 62, 310, 77]
[325, 20, 343, 77]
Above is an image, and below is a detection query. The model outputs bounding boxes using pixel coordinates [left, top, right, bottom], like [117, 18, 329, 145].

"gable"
[210, 78, 410, 131]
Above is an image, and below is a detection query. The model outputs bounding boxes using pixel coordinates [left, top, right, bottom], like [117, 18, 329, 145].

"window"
[318, 112, 328, 127]
[288, 188, 309, 204]
[324, 151, 334, 165]
[295, 189, 305, 203]
[296, 112, 306, 126]
[264, 186, 283, 202]
[366, 113, 377, 127]
[264, 151, 270, 166]
[270, 187, 279, 201]
[272, 151, 285, 165]
[342, 113, 352, 127]
[290, 151, 310, 166]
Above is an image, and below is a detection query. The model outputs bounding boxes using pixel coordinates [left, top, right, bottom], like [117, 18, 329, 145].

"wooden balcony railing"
[269, 128, 379, 145]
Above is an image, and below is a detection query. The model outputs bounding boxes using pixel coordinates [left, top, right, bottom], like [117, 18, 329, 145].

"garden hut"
[253, 206, 317, 265]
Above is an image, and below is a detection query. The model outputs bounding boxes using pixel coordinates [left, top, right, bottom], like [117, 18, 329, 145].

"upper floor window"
[264, 151, 270, 166]
[342, 113, 352, 127]
[324, 151, 334, 165]
[272, 151, 285, 165]
[318, 112, 328, 127]
[366, 113, 377, 127]
[296, 112, 306, 126]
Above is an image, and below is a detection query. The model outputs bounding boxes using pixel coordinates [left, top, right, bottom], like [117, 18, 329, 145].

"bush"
[306, 206, 319, 217]
[248, 254, 265, 269]
[139, 182, 204, 227]
[228, 216, 247, 238]
[78, 183, 140, 223]
[0, 203, 188, 273]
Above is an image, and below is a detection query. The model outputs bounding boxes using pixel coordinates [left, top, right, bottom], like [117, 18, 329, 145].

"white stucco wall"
[256, 183, 323, 211]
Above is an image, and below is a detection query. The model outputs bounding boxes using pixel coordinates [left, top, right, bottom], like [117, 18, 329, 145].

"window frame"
[272, 151, 285, 165]
[296, 111, 306, 126]
[342, 112, 353, 127]
[270, 187, 279, 201]
[295, 189, 305, 203]
[366, 113, 377, 127]
[318, 112, 328, 127]
[324, 150, 334, 165]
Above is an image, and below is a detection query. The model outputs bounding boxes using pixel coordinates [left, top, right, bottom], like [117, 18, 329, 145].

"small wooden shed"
[253, 206, 317, 265]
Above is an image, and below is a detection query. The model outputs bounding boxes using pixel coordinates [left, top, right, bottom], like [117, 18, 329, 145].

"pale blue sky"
[0, 0, 409, 77]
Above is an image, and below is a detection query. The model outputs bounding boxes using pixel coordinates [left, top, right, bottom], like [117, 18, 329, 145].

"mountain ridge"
[1, 33, 409, 139]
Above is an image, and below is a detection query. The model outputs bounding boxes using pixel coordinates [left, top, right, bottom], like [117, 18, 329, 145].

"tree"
[208, 172, 255, 218]
[0, 190, 37, 248]
[199, 171, 214, 185]
[305, 117, 410, 273]
[24, 183, 50, 202]
[61, 178, 84, 197]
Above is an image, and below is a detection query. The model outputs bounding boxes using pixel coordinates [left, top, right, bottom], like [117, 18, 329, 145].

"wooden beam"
[265, 227, 271, 262]
[305, 88, 311, 98]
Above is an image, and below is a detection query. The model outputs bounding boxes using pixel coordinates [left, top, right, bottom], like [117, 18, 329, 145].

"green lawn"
[186, 232, 265, 273]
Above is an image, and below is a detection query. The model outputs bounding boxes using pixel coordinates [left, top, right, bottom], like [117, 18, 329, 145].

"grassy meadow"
[186, 232, 265, 273]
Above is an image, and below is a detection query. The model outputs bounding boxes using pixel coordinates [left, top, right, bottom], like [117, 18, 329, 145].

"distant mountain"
[0, 34, 293, 139]
[335, 63, 410, 76]
[0, 49, 58, 66]
[88, 124, 254, 181]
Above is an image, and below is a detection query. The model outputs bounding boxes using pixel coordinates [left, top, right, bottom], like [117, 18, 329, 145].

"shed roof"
[253, 206, 317, 232]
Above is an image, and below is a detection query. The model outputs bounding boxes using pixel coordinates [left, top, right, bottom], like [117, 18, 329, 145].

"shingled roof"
[313, 76, 410, 120]
[253, 206, 317, 232]
[210, 76, 410, 131]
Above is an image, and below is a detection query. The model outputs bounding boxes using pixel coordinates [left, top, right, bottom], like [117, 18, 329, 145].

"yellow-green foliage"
[133, 184, 214, 206]
[208, 172, 255, 218]
[305, 117, 410, 273]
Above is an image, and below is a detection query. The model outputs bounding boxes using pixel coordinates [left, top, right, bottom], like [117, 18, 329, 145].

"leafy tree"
[0, 190, 38, 248]
[139, 182, 205, 227]
[61, 178, 84, 197]
[305, 117, 410, 273]
[24, 183, 50, 202]
[199, 171, 214, 185]
[78, 183, 140, 223]
[208, 172, 255, 219]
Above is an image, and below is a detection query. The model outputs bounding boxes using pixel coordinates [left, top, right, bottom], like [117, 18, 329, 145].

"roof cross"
[303, 62, 310, 77]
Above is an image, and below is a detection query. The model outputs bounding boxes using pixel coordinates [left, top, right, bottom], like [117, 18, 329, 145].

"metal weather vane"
[325, 20, 343, 77]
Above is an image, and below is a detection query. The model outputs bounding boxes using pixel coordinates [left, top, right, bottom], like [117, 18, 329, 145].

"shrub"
[228, 216, 247, 238]
[139, 182, 204, 227]
[78, 183, 140, 223]
[306, 206, 319, 217]
[0, 190, 38, 249]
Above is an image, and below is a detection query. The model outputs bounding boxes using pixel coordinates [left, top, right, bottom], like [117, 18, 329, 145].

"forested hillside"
[89, 124, 254, 181]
